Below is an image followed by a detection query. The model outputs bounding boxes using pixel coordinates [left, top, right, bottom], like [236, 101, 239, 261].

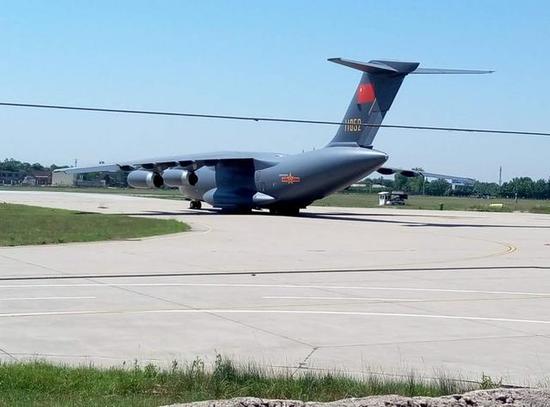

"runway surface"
[1, 191, 550, 385]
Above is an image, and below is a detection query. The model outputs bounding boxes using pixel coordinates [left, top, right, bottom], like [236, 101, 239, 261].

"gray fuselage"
[178, 145, 387, 210]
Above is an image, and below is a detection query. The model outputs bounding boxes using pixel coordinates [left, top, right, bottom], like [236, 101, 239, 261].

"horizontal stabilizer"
[328, 58, 419, 75]
[412, 68, 494, 75]
[329, 58, 493, 76]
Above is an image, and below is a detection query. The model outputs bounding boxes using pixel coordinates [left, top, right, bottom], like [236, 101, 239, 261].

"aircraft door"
[255, 171, 266, 192]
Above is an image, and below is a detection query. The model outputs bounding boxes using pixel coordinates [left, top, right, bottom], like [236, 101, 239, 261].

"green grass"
[0, 185, 184, 200]
[3, 185, 549, 214]
[314, 193, 550, 213]
[315, 193, 380, 208]
[0, 203, 189, 246]
[0, 357, 485, 406]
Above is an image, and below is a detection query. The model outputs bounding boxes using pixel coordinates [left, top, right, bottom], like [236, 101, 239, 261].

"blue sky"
[1, 1, 549, 181]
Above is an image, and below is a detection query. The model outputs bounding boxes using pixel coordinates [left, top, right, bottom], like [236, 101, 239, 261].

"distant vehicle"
[41, 58, 487, 215]
[378, 191, 408, 206]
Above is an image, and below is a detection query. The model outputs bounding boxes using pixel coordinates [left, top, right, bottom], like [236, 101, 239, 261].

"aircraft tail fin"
[327, 58, 492, 148]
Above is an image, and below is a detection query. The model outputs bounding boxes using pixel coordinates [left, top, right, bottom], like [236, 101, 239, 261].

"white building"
[52, 172, 76, 186]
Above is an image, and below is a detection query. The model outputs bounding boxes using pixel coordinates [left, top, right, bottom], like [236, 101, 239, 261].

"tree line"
[363, 174, 550, 200]
[0, 158, 66, 173]
[0, 158, 127, 187]
[3, 158, 549, 199]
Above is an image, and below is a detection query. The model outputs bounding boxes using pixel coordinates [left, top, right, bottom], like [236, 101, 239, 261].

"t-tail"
[327, 58, 493, 148]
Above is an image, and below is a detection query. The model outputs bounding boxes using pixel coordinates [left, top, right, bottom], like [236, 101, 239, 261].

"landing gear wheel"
[269, 206, 300, 216]
[189, 200, 202, 210]
[221, 207, 251, 214]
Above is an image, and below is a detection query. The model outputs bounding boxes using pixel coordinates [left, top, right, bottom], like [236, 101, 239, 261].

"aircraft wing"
[54, 152, 283, 174]
[421, 172, 476, 186]
[54, 164, 122, 174]
[376, 167, 476, 185]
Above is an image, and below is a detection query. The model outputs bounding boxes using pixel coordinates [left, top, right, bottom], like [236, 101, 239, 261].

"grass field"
[315, 193, 550, 213]
[0, 358, 488, 406]
[0, 203, 189, 246]
[2, 185, 549, 214]
[0, 185, 184, 200]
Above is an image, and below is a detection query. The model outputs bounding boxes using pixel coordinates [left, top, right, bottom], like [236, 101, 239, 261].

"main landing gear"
[269, 206, 300, 216]
[189, 200, 202, 210]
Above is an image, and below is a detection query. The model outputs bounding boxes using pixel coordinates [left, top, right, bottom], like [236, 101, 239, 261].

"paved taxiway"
[1, 191, 550, 385]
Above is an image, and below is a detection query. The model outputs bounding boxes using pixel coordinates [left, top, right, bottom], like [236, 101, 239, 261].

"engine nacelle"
[162, 169, 198, 187]
[127, 170, 164, 189]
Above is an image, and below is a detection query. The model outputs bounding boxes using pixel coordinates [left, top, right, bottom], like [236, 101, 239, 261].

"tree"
[394, 168, 424, 193]
[500, 177, 535, 198]
[0, 159, 24, 172]
[424, 179, 451, 196]
[31, 162, 45, 171]
[533, 179, 550, 199]
[450, 184, 474, 197]
[473, 181, 500, 197]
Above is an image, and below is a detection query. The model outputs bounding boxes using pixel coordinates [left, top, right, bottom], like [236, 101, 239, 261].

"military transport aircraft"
[2, 57, 531, 215]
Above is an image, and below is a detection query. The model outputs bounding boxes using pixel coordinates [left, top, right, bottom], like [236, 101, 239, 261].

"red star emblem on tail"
[357, 83, 376, 104]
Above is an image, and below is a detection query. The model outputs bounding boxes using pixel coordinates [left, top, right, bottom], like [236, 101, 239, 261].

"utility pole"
[498, 166, 502, 186]
[422, 174, 427, 195]
[74, 159, 78, 168]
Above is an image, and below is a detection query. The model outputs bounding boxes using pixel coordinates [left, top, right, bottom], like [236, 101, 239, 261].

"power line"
[1, 101, 550, 137]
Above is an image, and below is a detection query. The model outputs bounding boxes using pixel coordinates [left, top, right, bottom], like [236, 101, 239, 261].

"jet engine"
[127, 170, 164, 189]
[162, 169, 198, 187]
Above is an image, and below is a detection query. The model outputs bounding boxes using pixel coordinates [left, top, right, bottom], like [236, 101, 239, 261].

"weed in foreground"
[0, 356, 491, 406]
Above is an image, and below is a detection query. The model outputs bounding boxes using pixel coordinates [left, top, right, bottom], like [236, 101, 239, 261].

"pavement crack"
[0, 345, 18, 361]
[90, 281, 314, 348]
[291, 347, 319, 376]
[0, 253, 67, 276]
[323, 333, 541, 349]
